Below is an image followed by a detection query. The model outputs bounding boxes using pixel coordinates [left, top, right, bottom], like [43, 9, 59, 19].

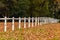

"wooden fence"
[0, 17, 59, 32]
[0, 17, 40, 32]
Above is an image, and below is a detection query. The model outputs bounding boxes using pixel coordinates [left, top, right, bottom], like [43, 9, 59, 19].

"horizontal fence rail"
[0, 17, 59, 32]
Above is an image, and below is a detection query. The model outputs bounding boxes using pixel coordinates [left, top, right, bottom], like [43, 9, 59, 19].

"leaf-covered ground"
[0, 22, 60, 40]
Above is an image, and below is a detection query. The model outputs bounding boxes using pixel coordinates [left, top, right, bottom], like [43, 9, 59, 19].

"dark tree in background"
[48, 0, 59, 18]
[0, 0, 15, 17]
[0, 0, 60, 18]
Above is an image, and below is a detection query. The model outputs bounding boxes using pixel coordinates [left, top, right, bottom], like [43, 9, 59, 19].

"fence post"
[38, 17, 39, 26]
[44, 20, 47, 24]
[28, 17, 30, 28]
[32, 17, 34, 27]
[12, 17, 14, 31]
[24, 17, 26, 28]
[4, 16, 7, 32]
[35, 17, 37, 26]
[19, 17, 21, 29]
[39, 17, 42, 25]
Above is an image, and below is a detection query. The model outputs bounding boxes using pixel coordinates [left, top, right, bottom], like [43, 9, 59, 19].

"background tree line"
[0, 0, 60, 19]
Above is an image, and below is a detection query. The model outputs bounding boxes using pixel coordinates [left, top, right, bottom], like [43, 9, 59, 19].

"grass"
[0, 23, 60, 40]
[0, 28, 23, 40]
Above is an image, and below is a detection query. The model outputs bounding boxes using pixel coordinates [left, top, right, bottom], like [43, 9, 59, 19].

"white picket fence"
[0, 17, 40, 32]
[0, 17, 59, 32]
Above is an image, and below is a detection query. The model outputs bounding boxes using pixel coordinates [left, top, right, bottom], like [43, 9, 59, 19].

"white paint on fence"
[4, 17, 7, 32]
[45, 20, 47, 24]
[39, 17, 42, 25]
[32, 17, 34, 27]
[0, 17, 59, 32]
[35, 17, 37, 26]
[19, 17, 21, 29]
[24, 17, 26, 28]
[28, 17, 30, 28]
[12, 17, 14, 31]
[38, 17, 39, 25]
